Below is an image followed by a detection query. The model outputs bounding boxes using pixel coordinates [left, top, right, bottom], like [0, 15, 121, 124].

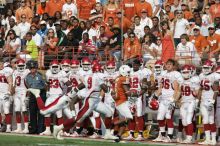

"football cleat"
[89, 132, 101, 139]
[152, 133, 164, 142]
[123, 134, 134, 140]
[53, 125, 64, 140]
[40, 129, 52, 136]
[22, 128, 29, 134]
[104, 129, 119, 140]
[198, 139, 212, 145]
[12, 129, 22, 134]
[134, 135, 145, 141]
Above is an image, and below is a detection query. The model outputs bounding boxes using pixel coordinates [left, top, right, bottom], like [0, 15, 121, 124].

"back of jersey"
[0, 67, 12, 94]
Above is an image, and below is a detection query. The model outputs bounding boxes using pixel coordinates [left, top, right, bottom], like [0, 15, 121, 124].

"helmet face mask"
[181, 70, 191, 79]
[61, 65, 70, 72]
[119, 65, 130, 77]
[154, 65, 162, 75]
[202, 66, 212, 75]
[51, 65, 60, 74]
[71, 65, 79, 73]
[106, 61, 116, 74]
[82, 63, 91, 71]
[17, 64, 26, 72]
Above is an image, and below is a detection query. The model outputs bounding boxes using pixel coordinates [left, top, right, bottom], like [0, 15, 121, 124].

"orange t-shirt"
[47, 37, 59, 54]
[122, 0, 139, 20]
[210, 4, 220, 21]
[114, 17, 132, 33]
[115, 76, 129, 106]
[183, 11, 193, 20]
[207, 33, 220, 52]
[190, 34, 209, 53]
[123, 38, 141, 61]
[134, 2, 153, 17]
[47, 0, 65, 16]
[15, 6, 33, 23]
[36, 4, 49, 15]
[168, 12, 175, 21]
[78, 0, 96, 20]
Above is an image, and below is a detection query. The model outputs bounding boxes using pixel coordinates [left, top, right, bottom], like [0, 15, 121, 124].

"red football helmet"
[181, 64, 192, 79]
[16, 59, 26, 72]
[154, 60, 164, 75]
[92, 64, 102, 73]
[61, 59, 71, 72]
[50, 60, 60, 74]
[106, 60, 116, 73]
[81, 57, 91, 71]
[71, 59, 80, 73]
[91, 60, 100, 67]
[148, 98, 159, 110]
[202, 60, 214, 75]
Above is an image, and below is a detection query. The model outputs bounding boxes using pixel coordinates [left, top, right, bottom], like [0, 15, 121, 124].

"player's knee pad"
[56, 110, 63, 118]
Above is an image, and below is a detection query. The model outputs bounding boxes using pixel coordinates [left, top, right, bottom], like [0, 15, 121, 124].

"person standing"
[25, 60, 46, 134]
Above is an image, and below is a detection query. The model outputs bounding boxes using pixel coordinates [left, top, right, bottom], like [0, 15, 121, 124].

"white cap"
[40, 20, 46, 25]
[208, 23, 215, 29]
[193, 25, 200, 31]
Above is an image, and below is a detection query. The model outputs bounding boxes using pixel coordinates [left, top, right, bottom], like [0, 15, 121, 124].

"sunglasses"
[49, 31, 54, 33]
[208, 28, 215, 30]
[129, 36, 135, 38]
[9, 33, 14, 35]
[117, 12, 122, 14]
[193, 29, 199, 31]
[177, 12, 182, 14]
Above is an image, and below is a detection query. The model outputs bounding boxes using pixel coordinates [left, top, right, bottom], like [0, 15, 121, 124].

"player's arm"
[7, 75, 13, 95]
[212, 81, 219, 101]
[173, 80, 181, 102]
[140, 78, 150, 95]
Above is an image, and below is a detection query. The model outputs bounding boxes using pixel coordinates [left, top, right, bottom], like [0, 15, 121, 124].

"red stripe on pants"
[76, 98, 90, 122]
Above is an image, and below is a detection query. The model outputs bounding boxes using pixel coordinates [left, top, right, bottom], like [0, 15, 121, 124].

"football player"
[126, 59, 151, 141]
[27, 64, 118, 140]
[12, 59, 30, 133]
[179, 65, 200, 143]
[152, 59, 183, 142]
[198, 60, 219, 145]
[0, 58, 13, 132]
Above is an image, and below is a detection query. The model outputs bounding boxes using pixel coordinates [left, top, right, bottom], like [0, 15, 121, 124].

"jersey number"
[49, 79, 59, 88]
[130, 77, 139, 88]
[16, 76, 21, 86]
[181, 85, 191, 96]
[0, 75, 7, 83]
[71, 78, 78, 87]
[161, 78, 170, 89]
[87, 77, 92, 89]
[200, 80, 210, 91]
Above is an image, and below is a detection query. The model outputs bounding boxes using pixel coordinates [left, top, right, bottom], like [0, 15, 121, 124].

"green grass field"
[0, 133, 177, 146]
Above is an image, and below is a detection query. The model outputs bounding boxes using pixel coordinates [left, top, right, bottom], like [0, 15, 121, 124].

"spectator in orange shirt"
[134, 0, 152, 17]
[190, 26, 209, 57]
[37, 0, 49, 16]
[78, 0, 96, 20]
[114, 10, 132, 34]
[15, 0, 33, 23]
[47, 0, 65, 17]
[210, 0, 220, 21]
[103, 0, 119, 22]
[105, 17, 114, 37]
[207, 24, 220, 58]
[123, 32, 141, 62]
[122, 0, 138, 20]
[181, 3, 193, 20]
[164, 4, 175, 21]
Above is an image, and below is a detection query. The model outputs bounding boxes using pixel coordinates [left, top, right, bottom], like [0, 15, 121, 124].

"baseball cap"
[193, 25, 200, 31]
[40, 20, 46, 25]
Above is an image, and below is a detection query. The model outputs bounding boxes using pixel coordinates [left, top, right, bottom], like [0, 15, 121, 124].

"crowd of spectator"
[0, 0, 219, 69]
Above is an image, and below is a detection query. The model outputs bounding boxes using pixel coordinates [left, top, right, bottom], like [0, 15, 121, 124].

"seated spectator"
[15, 0, 33, 23]
[18, 32, 38, 61]
[104, 25, 122, 61]
[207, 24, 220, 59]
[176, 34, 200, 66]
[70, 18, 83, 42]
[30, 24, 43, 49]
[37, 20, 48, 42]
[189, 25, 209, 60]
[154, 37, 162, 59]
[3, 29, 21, 60]
[36, 0, 48, 16]
[123, 32, 141, 62]
[78, 32, 97, 60]
[54, 22, 68, 47]
[62, 32, 79, 59]
[141, 34, 157, 62]
[97, 26, 109, 53]
[60, 19, 70, 35]
[44, 28, 58, 68]
[5, 18, 20, 37]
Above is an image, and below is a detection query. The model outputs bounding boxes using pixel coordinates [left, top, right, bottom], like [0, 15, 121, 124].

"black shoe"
[114, 135, 121, 143]
[0, 123, 6, 132]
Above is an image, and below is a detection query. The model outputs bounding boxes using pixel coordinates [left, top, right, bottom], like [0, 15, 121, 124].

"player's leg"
[21, 93, 29, 133]
[199, 102, 211, 145]
[153, 100, 166, 142]
[134, 96, 145, 141]
[13, 94, 22, 133]
[209, 107, 217, 145]
[3, 94, 12, 133]
[179, 103, 187, 143]
[89, 111, 102, 138]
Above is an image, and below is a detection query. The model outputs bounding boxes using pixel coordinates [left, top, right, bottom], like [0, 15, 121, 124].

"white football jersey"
[130, 69, 148, 91]
[104, 71, 119, 91]
[153, 70, 167, 89]
[69, 70, 81, 88]
[180, 75, 200, 102]
[46, 70, 67, 95]
[83, 72, 106, 98]
[161, 70, 183, 100]
[0, 67, 13, 93]
[13, 69, 30, 92]
[199, 72, 220, 101]
[78, 68, 92, 79]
